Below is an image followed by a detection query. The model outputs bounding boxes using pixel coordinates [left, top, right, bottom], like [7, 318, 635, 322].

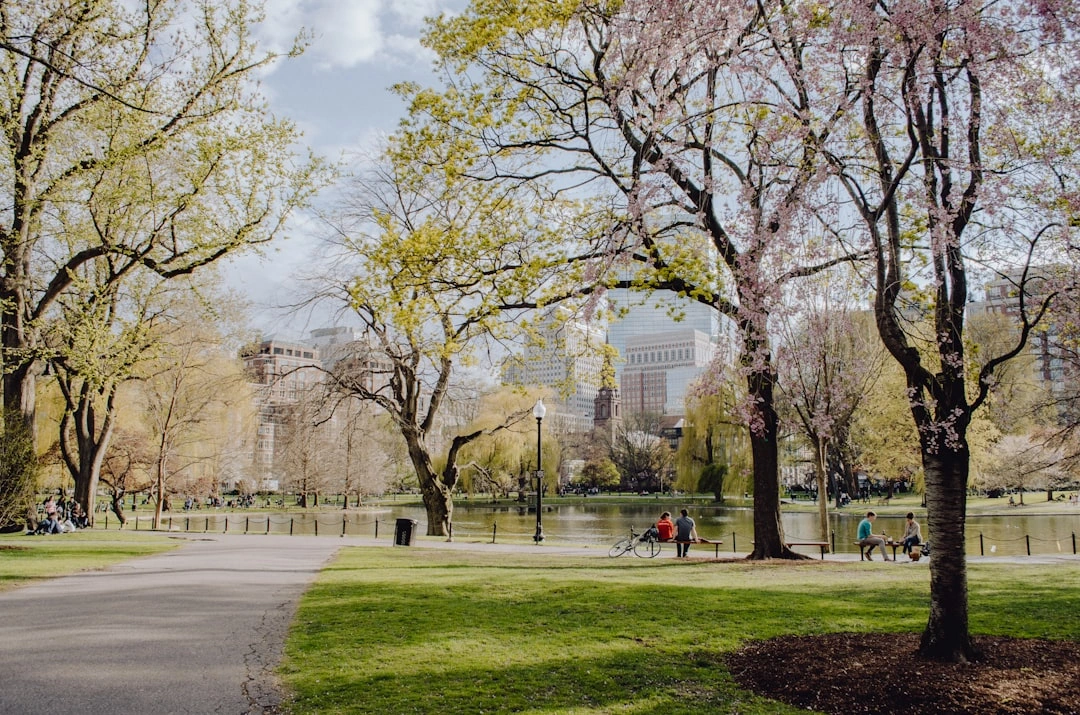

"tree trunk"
[402, 432, 454, 537]
[815, 436, 831, 549]
[746, 363, 801, 559]
[153, 457, 166, 530]
[420, 482, 452, 537]
[110, 492, 128, 527]
[1, 342, 36, 442]
[919, 448, 977, 661]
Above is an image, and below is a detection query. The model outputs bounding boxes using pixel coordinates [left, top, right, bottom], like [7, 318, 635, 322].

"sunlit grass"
[0, 530, 178, 592]
[280, 548, 1080, 714]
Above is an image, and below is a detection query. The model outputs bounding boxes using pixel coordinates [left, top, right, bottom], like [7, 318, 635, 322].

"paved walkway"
[2, 532, 1076, 714]
[0, 535, 340, 715]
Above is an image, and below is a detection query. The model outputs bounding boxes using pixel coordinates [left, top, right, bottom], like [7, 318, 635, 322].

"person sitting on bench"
[655, 511, 675, 541]
[858, 510, 892, 561]
[675, 509, 699, 558]
[901, 512, 922, 556]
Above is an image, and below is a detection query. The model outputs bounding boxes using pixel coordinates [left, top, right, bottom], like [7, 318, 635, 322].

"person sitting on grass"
[32, 511, 62, 535]
[857, 511, 891, 561]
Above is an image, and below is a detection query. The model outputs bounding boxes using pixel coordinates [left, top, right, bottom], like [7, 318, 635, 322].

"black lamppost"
[533, 399, 546, 543]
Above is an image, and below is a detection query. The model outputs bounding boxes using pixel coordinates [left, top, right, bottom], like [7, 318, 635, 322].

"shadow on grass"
[281, 550, 1080, 714]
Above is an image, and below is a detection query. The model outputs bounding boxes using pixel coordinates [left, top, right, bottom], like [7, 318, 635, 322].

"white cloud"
[387, 0, 448, 26]
[257, 0, 459, 71]
[310, 0, 385, 69]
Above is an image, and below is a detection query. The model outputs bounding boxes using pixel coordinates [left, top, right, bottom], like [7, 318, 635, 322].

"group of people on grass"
[859, 510, 924, 561]
[28, 494, 89, 535]
[652, 509, 700, 557]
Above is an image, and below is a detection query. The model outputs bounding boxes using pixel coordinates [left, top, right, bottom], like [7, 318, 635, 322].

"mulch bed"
[727, 633, 1080, 714]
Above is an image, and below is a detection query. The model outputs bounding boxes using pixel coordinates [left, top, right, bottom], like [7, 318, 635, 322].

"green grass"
[0, 530, 178, 592]
[279, 549, 1080, 714]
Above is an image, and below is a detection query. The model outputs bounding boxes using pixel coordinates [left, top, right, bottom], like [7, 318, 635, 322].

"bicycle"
[608, 526, 662, 558]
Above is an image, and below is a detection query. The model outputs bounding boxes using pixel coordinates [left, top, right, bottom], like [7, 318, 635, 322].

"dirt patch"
[0, 544, 29, 551]
[727, 633, 1080, 714]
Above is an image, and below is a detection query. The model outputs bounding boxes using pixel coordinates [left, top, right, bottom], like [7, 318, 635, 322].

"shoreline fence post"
[732, 531, 736, 553]
[980, 533, 984, 556]
[374, 520, 378, 539]
[1026, 534, 1031, 556]
[342, 515, 347, 537]
[492, 523, 497, 543]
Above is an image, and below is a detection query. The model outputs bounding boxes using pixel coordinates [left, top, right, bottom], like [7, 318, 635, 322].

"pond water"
[140, 498, 1080, 558]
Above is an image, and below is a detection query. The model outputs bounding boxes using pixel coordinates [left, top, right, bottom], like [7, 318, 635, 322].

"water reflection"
[146, 500, 1079, 558]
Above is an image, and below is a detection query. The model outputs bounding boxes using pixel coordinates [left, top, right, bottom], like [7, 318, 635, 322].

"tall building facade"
[620, 329, 717, 415]
[968, 269, 1068, 397]
[606, 285, 731, 416]
[308, 326, 394, 393]
[504, 306, 605, 433]
[239, 336, 323, 489]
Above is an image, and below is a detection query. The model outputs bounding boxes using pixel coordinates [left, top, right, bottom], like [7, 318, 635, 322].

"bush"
[0, 409, 40, 529]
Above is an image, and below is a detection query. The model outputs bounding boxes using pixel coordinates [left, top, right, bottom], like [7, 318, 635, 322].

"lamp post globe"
[533, 399, 546, 543]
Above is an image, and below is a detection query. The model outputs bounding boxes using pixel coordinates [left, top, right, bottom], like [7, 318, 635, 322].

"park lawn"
[279, 549, 1080, 714]
[0, 530, 178, 592]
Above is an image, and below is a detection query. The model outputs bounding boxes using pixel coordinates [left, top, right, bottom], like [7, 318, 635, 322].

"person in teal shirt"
[858, 511, 891, 561]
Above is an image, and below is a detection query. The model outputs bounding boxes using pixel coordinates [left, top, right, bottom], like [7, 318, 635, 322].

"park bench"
[856, 540, 918, 561]
[670, 538, 724, 557]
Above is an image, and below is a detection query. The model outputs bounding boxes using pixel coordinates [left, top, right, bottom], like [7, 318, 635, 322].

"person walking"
[674, 509, 698, 557]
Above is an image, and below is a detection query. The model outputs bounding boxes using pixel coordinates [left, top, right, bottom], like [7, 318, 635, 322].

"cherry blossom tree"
[407, 0, 865, 558]
[818, 1, 1080, 660]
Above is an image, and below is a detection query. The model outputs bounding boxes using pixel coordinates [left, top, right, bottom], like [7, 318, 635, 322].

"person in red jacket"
[655, 511, 675, 541]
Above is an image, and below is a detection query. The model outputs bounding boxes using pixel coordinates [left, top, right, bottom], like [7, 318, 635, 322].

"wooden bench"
[856, 540, 903, 561]
[669, 539, 724, 557]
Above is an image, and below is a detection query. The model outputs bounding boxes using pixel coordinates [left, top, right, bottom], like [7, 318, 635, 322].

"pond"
[136, 498, 1080, 558]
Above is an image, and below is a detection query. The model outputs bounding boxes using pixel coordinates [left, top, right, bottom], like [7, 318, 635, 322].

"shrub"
[0, 409, 40, 529]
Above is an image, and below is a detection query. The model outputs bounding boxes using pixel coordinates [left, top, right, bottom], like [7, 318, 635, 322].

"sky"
[223, 0, 466, 339]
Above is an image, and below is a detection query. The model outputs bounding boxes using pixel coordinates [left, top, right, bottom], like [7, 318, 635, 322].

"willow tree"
[818, 0, 1080, 660]
[405, 0, 865, 557]
[0, 0, 326, 438]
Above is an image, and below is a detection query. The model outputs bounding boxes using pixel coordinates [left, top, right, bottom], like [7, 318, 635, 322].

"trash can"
[394, 518, 418, 546]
